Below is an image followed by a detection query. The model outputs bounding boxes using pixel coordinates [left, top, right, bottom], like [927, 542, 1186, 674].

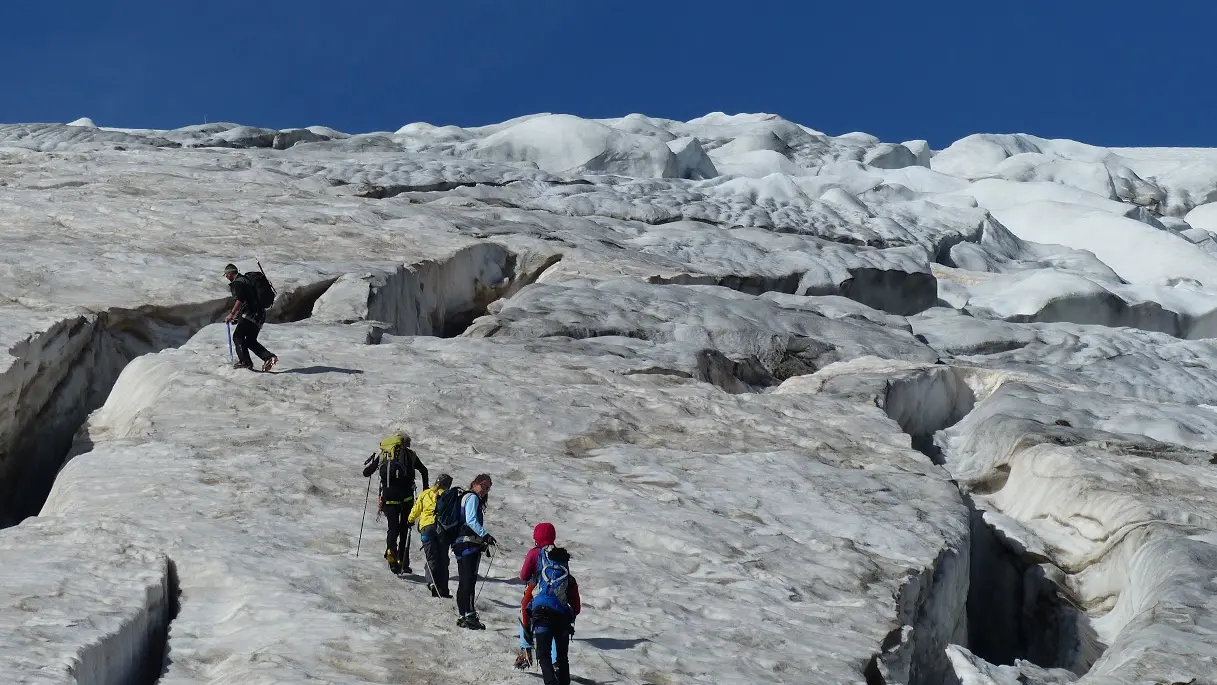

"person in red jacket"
[515, 523, 583, 679]
[516, 522, 557, 669]
[528, 544, 581, 685]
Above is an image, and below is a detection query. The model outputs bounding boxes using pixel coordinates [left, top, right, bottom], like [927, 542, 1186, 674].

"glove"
[482, 534, 498, 547]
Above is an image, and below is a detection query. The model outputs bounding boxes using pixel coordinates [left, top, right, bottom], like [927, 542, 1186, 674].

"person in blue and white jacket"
[452, 473, 496, 630]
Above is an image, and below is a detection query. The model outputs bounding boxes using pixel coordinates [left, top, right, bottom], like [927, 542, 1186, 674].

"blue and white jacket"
[452, 492, 489, 557]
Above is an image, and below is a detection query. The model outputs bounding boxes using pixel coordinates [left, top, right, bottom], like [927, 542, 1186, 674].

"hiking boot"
[514, 648, 534, 670]
[464, 613, 486, 630]
[401, 565, 411, 574]
[456, 615, 468, 628]
[427, 583, 439, 597]
[261, 355, 278, 372]
[232, 361, 253, 370]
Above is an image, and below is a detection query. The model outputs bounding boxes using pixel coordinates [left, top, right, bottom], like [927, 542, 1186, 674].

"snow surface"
[3, 112, 1217, 683]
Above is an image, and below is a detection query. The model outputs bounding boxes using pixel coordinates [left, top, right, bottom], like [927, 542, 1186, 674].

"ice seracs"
[470, 113, 683, 178]
[666, 136, 719, 180]
[1184, 200, 1217, 232]
[4, 109, 1217, 683]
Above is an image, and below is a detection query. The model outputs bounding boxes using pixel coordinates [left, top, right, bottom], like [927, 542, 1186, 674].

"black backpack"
[433, 486, 469, 544]
[377, 437, 415, 499]
[245, 271, 276, 309]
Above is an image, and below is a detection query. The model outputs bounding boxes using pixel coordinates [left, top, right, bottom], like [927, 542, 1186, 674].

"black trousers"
[233, 317, 273, 365]
[383, 503, 409, 567]
[455, 550, 482, 616]
[421, 525, 450, 596]
[535, 622, 572, 685]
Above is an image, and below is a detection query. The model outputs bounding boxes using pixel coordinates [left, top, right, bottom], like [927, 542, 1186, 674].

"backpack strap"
[455, 492, 483, 544]
[383, 450, 395, 488]
[538, 547, 569, 584]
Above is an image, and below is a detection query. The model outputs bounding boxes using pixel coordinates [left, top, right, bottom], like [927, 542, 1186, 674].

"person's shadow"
[519, 636, 652, 685]
[576, 637, 651, 651]
[484, 576, 528, 586]
[525, 674, 619, 685]
[279, 365, 363, 375]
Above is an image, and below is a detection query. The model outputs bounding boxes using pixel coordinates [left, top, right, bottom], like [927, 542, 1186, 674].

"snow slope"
[3, 113, 1217, 684]
[1, 323, 970, 685]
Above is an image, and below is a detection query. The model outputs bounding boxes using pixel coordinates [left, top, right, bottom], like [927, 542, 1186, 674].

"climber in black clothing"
[223, 263, 278, 372]
[362, 431, 429, 574]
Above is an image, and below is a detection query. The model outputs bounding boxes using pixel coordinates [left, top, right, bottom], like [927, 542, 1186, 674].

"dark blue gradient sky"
[3, 0, 1213, 148]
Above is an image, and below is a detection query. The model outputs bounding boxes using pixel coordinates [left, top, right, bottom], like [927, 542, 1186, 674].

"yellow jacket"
[408, 484, 445, 530]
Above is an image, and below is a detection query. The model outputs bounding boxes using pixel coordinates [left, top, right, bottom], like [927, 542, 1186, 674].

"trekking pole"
[356, 475, 372, 556]
[409, 482, 417, 552]
[402, 482, 416, 572]
[475, 545, 497, 605]
[404, 525, 413, 570]
[225, 322, 234, 363]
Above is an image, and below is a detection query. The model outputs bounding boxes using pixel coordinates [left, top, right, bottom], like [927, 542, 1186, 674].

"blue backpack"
[528, 546, 574, 619]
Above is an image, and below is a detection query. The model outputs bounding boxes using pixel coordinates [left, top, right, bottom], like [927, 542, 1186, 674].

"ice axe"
[256, 257, 277, 297]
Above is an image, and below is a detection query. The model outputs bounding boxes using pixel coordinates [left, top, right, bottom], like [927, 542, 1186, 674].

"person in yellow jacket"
[409, 473, 453, 598]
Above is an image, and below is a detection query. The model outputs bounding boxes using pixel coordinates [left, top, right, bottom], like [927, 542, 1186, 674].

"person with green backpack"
[361, 432, 429, 575]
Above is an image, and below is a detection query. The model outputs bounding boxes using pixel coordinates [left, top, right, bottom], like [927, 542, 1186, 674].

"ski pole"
[356, 475, 372, 556]
[226, 322, 234, 363]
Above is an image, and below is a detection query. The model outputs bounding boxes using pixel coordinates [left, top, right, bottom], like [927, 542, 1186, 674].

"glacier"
[2, 113, 1217, 684]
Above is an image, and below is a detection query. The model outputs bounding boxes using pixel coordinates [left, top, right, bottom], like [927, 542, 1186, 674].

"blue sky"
[2, 0, 1214, 149]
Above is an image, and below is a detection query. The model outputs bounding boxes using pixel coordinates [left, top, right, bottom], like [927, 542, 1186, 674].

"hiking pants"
[233, 317, 273, 365]
[520, 622, 559, 661]
[535, 622, 572, 685]
[455, 549, 482, 617]
[421, 525, 450, 596]
[383, 503, 409, 568]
